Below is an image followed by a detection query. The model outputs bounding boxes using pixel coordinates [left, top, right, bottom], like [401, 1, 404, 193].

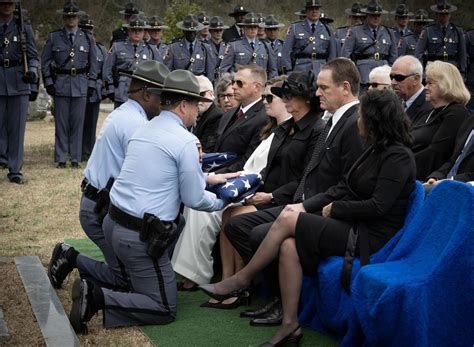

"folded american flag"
[202, 152, 237, 172]
[207, 172, 263, 203]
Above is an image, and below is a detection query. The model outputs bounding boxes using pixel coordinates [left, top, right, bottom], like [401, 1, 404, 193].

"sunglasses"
[231, 79, 246, 88]
[261, 94, 274, 103]
[389, 73, 417, 82]
[369, 82, 390, 88]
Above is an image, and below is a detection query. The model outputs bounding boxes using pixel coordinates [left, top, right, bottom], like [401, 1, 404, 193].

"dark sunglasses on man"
[231, 79, 245, 88]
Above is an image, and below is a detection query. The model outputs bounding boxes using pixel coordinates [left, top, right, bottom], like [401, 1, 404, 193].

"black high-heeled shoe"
[258, 325, 303, 347]
[198, 283, 249, 302]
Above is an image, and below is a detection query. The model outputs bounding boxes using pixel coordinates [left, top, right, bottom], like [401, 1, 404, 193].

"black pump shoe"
[258, 325, 303, 347]
[199, 283, 249, 302]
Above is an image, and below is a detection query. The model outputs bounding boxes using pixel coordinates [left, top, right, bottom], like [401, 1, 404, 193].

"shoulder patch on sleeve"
[196, 142, 203, 163]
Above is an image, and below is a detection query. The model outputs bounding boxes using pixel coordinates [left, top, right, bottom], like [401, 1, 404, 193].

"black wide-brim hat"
[147, 16, 169, 30]
[119, 2, 144, 15]
[271, 71, 316, 99]
[229, 5, 249, 17]
[209, 16, 230, 30]
[430, 0, 457, 13]
[152, 70, 213, 102]
[390, 4, 414, 17]
[362, 0, 388, 15]
[259, 15, 285, 29]
[305, 0, 322, 9]
[120, 61, 170, 91]
[320, 12, 334, 23]
[122, 14, 150, 29]
[57, 1, 86, 16]
[238, 12, 260, 26]
[345, 2, 367, 16]
[294, 8, 307, 17]
[409, 9, 434, 23]
[176, 15, 206, 31]
[79, 14, 94, 29]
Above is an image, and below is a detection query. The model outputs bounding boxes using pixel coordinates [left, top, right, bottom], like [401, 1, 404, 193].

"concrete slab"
[0, 308, 10, 342]
[15, 256, 80, 347]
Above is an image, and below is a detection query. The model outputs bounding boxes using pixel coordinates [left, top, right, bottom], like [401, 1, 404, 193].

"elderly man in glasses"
[390, 55, 432, 122]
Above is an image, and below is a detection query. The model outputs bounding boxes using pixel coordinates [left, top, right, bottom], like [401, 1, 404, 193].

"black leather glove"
[45, 85, 56, 96]
[107, 93, 115, 102]
[87, 87, 95, 98]
[29, 91, 38, 102]
[22, 71, 37, 84]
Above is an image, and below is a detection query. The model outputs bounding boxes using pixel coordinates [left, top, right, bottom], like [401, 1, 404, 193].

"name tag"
[320, 34, 325, 39]
[362, 37, 368, 41]
[238, 52, 245, 56]
[382, 39, 386, 44]
[120, 52, 126, 55]
[298, 33, 305, 36]
[277, 52, 282, 57]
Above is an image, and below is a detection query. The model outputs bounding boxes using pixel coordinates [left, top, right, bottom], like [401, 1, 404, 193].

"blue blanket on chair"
[352, 180, 474, 347]
[298, 181, 425, 345]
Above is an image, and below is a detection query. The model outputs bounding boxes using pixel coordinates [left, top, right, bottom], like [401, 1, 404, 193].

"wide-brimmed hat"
[362, 0, 388, 15]
[209, 16, 229, 30]
[391, 4, 414, 17]
[120, 61, 170, 90]
[305, 0, 322, 10]
[78, 14, 94, 29]
[409, 9, 434, 23]
[228, 4, 249, 17]
[259, 15, 285, 29]
[238, 12, 260, 26]
[320, 12, 334, 24]
[345, 2, 367, 16]
[430, 0, 457, 13]
[119, 2, 143, 16]
[197, 12, 210, 26]
[271, 71, 316, 98]
[154, 70, 214, 102]
[56, 1, 86, 16]
[176, 15, 205, 31]
[122, 14, 150, 29]
[147, 16, 169, 30]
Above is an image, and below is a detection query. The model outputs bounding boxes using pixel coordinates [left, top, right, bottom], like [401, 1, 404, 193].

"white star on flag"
[208, 161, 220, 170]
[242, 179, 251, 190]
[223, 181, 235, 189]
[231, 188, 239, 197]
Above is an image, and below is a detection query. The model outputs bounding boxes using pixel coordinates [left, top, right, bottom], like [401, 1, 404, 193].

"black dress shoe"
[200, 295, 249, 310]
[71, 162, 81, 168]
[8, 176, 24, 184]
[57, 162, 66, 168]
[250, 303, 282, 326]
[69, 278, 98, 334]
[240, 297, 280, 318]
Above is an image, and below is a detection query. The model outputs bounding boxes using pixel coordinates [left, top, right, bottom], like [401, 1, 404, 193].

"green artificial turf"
[65, 238, 338, 347]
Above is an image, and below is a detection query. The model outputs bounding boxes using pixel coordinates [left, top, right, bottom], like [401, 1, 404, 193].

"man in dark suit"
[225, 58, 365, 325]
[222, 4, 248, 43]
[425, 116, 474, 185]
[214, 64, 268, 173]
[193, 75, 223, 152]
[391, 55, 432, 122]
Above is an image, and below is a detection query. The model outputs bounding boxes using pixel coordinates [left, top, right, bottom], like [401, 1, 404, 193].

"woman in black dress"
[200, 89, 416, 346]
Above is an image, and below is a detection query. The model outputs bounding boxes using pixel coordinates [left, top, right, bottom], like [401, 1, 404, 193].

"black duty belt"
[294, 52, 329, 60]
[81, 178, 100, 202]
[109, 204, 177, 233]
[0, 59, 22, 67]
[353, 53, 388, 61]
[55, 67, 88, 75]
[425, 53, 458, 62]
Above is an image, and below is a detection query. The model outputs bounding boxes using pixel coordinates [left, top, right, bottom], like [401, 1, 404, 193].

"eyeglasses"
[369, 82, 390, 88]
[231, 79, 246, 88]
[218, 93, 235, 100]
[261, 94, 274, 103]
[389, 73, 417, 82]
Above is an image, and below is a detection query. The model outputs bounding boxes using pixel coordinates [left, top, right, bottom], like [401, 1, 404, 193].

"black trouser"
[224, 205, 284, 297]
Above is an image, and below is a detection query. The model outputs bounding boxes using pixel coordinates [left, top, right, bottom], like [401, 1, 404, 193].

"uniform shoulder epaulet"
[337, 26, 349, 30]
[277, 38, 284, 44]
[171, 37, 182, 44]
[449, 22, 464, 30]
[351, 23, 363, 28]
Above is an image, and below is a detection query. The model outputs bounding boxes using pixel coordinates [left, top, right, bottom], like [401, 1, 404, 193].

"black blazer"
[304, 143, 416, 250]
[193, 103, 223, 153]
[429, 115, 474, 182]
[273, 104, 365, 204]
[406, 89, 432, 123]
[262, 112, 325, 204]
[223, 25, 241, 43]
[411, 102, 469, 180]
[214, 100, 268, 173]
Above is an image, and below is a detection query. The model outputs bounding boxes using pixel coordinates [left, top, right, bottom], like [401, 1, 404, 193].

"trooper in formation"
[79, 14, 107, 161]
[399, 9, 433, 56]
[0, 0, 38, 184]
[47, 60, 170, 300]
[223, 4, 248, 43]
[207, 16, 229, 81]
[165, 15, 215, 81]
[41, 1, 98, 168]
[341, 0, 398, 89]
[390, 4, 414, 57]
[103, 14, 154, 109]
[110, 2, 143, 46]
[281, 0, 337, 77]
[146, 16, 169, 63]
[260, 15, 286, 75]
[196, 12, 211, 43]
[415, 0, 466, 75]
[334, 2, 367, 55]
[220, 12, 277, 79]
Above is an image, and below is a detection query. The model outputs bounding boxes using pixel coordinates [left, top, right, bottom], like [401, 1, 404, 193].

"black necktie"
[372, 28, 377, 40]
[270, 41, 275, 49]
[69, 33, 74, 45]
[250, 41, 255, 50]
[311, 23, 316, 34]
[293, 116, 333, 202]
[189, 42, 194, 55]
[442, 26, 447, 39]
